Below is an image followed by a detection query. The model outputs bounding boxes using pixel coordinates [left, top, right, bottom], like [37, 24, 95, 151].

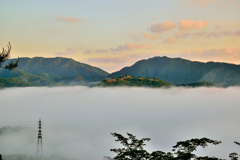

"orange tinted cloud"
[237, 6, 240, 9]
[194, 0, 220, 6]
[163, 38, 180, 44]
[143, 33, 158, 40]
[150, 22, 175, 33]
[57, 16, 83, 23]
[111, 43, 153, 52]
[179, 20, 209, 30]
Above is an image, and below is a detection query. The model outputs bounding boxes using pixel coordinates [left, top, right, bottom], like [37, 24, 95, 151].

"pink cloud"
[174, 30, 240, 39]
[235, 30, 240, 37]
[57, 16, 83, 23]
[95, 49, 109, 53]
[88, 56, 127, 63]
[150, 22, 175, 33]
[179, 20, 209, 30]
[83, 50, 92, 54]
[87, 53, 158, 64]
[163, 38, 180, 44]
[214, 25, 222, 29]
[129, 34, 137, 38]
[54, 49, 76, 56]
[110, 43, 153, 52]
[175, 32, 192, 38]
[143, 33, 158, 40]
[207, 31, 233, 37]
[237, 6, 240, 9]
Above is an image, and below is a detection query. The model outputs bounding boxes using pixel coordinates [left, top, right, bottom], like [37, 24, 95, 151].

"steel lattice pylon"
[37, 119, 43, 155]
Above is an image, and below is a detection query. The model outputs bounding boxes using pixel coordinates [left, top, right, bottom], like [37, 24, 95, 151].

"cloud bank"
[1, 87, 240, 159]
[150, 22, 175, 33]
[179, 20, 209, 30]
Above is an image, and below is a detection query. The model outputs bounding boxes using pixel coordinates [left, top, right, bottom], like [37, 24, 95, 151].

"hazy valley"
[1, 86, 240, 159]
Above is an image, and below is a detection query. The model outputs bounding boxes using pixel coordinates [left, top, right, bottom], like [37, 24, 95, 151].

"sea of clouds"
[0, 86, 240, 159]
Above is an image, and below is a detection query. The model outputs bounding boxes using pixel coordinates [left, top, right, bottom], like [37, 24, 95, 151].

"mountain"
[0, 69, 63, 86]
[4, 57, 109, 83]
[109, 56, 240, 87]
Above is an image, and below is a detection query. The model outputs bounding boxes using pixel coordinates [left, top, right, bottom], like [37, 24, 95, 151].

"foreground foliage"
[0, 43, 19, 70]
[104, 132, 240, 160]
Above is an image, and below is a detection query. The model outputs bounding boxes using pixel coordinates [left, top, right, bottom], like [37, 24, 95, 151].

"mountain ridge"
[6, 57, 109, 79]
[109, 56, 240, 87]
[1, 56, 240, 87]
[1, 57, 109, 87]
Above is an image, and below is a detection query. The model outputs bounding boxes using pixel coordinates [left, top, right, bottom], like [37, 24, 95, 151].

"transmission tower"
[37, 118, 43, 155]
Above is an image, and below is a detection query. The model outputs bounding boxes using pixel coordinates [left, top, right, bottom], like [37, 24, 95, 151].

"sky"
[1, 0, 240, 73]
[1, 86, 240, 159]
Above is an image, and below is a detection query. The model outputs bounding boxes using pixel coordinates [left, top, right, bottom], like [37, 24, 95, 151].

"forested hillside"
[109, 56, 240, 87]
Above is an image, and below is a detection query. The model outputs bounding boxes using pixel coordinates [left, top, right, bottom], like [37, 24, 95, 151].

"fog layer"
[0, 86, 240, 159]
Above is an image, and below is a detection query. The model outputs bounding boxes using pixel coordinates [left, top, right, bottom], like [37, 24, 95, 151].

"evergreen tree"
[0, 42, 19, 69]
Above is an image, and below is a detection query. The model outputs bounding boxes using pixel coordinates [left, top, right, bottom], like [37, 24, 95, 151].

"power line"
[43, 122, 109, 138]
[0, 120, 112, 147]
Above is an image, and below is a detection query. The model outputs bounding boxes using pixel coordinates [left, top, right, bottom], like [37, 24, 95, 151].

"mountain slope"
[109, 56, 240, 87]
[0, 69, 62, 86]
[0, 78, 33, 87]
[5, 57, 109, 81]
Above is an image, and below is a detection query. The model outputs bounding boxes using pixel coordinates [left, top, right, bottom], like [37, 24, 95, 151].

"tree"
[0, 42, 19, 69]
[229, 152, 238, 160]
[105, 132, 223, 160]
[172, 137, 222, 160]
[229, 141, 240, 160]
[107, 132, 151, 160]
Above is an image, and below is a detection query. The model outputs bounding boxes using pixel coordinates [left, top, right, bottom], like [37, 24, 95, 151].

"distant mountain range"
[1, 56, 240, 87]
[8, 57, 109, 79]
[109, 56, 240, 87]
[0, 57, 109, 87]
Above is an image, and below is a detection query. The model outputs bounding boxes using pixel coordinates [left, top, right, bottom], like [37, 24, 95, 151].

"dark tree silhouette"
[0, 42, 19, 69]
[105, 132, 223, 160]
[229, 141, 240, 160]
[108, 132, 151, 160]
[172, 137, 222, 160]
[229, 152, 238, 160]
